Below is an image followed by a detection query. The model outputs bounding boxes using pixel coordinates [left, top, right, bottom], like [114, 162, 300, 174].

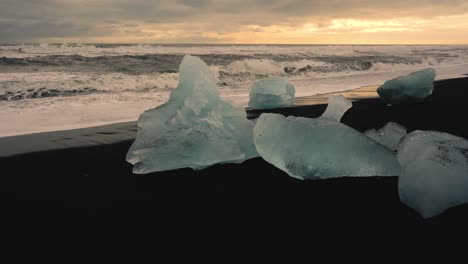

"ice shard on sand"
[320, 95, 353, 122]
[248, 78, 295, 109]
[365, 122, 407, 151]
[377, 68, 436, 104]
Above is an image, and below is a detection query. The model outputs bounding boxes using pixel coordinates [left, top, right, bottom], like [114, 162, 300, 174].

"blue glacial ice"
[398, 131, 468, 218]
[320, 95, 353, 122]
[248, 78, 295, 109]
[377, 68, 436, 104]
[365, 122, 407, 151]
[126, 55, 258, 173]
[253, 113, 401, 180]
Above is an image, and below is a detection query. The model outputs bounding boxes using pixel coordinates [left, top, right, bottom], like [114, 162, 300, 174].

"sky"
[1, 0, 468, 44]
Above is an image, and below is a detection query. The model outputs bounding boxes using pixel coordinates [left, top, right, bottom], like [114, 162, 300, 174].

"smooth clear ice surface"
[398, 131, 468, 218]
[126, 55, 258, 173]
[377, 68, 436, 104]
[365, 122, 407, 151]
[253, 113, 401, 180]
[320, 95, 353, 122]
[248, 78, 295, 109]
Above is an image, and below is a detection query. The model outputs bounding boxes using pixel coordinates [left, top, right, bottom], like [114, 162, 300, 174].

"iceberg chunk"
[320, 95, 353, 122]
[365, 122, 407, 151]
[127, 55, 258, 174]
[248, 78, 295, 109]
[398, 131, 468, 218]
[377, 68, 436, 104]
[253, 113, 401, 180]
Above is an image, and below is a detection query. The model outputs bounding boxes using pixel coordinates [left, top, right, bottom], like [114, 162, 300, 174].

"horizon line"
[1, 42, 468, 46]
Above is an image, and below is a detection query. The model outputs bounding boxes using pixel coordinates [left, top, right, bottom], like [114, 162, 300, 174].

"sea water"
[1, 44, 468, 136]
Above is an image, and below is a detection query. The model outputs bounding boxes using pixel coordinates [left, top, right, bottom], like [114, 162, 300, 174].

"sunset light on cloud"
[1, 0, 468, 44]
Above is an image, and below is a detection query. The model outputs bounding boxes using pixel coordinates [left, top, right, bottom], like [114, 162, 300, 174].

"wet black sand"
[2, 77, 468, 261]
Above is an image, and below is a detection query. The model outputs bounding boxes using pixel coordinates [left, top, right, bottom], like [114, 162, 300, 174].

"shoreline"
[0, 118, 138, 139]
[1, 77, 468, 157]
[1, 70, 466, 138]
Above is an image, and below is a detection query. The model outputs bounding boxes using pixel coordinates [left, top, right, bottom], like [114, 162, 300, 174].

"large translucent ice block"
[254, 113, 401, 180]
[398, 131, 468, 218]
[127, 55, 258, 173]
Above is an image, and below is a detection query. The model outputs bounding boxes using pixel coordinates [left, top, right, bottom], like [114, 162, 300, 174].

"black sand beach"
[2, 78, 468, 260]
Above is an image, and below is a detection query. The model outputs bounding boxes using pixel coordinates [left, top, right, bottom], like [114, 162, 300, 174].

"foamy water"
[1, 44, 467, 137]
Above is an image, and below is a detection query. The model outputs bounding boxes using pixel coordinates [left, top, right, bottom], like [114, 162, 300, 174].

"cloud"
[0, 0, 467, 43]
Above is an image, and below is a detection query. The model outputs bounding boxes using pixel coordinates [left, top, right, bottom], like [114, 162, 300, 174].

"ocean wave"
[1, 44, 468, 103]
[0, 54, 183, 74]
[0, 72, 179, 101]
[213, 56, 447, 84]
[0, 86, 102, 101]
[2, 43, 468, 59]
[0, 54, 461, 102]
[1, 50, 463, 76]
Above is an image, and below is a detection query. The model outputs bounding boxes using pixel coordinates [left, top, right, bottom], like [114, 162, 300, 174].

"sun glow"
[38, 13, 468, 44]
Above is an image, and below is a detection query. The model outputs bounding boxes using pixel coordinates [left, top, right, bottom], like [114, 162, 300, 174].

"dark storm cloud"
[0, 0, 467, 41]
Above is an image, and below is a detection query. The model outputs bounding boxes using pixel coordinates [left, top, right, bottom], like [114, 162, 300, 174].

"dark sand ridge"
[0, 121, 137, 157]
[2, 77, 468, 260]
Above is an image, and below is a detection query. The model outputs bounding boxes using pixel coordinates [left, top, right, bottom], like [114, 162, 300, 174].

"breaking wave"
[1, 44, 467, 103]
[1, 55, 454, 102]
[0, 72, 179, 101]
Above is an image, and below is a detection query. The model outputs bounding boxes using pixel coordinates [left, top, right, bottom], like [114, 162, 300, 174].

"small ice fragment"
[320, 95, 353, 122]
[253, 113, 401, 180]
[365, 122, 407, 151]
[127, 55, 258, 174]
[248, 78, 295, 109]
[398, 130, 468, 218]
[377, 68, 436, 104]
